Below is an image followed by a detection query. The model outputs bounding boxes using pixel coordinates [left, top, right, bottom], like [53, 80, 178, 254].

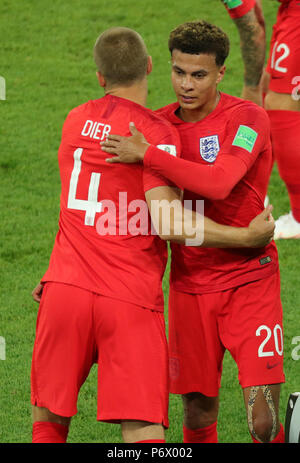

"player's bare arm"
[31, 203, 274, 301]
[144, 185, 274, 249]
[234, 5, 266, 105]
[31, 203, 275, 305]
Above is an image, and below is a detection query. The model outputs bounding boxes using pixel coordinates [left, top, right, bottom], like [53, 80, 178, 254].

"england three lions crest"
[200, 135, 220, 163]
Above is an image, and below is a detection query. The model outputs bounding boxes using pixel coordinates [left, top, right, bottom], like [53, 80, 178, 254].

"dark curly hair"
[168, 20, 230, 66]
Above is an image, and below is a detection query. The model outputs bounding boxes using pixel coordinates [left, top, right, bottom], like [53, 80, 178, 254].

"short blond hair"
[94, 27, 148, 87]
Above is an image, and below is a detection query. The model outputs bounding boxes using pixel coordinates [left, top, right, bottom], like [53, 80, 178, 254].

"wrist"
[230, 226, 253, 248]
[143, 144, 156, 166]
[243, 226, 255, 247]
[140, 142, 150, 161]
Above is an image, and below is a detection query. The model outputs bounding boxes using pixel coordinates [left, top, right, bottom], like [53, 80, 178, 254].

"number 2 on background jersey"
[68, 148, 102, 226]
[270, 42, 290, 73]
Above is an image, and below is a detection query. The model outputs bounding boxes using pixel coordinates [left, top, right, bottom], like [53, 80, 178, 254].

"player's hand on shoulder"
[32, 282, 44, 303]
[247, 205, 275, 247]
[102, 123, 149, 164]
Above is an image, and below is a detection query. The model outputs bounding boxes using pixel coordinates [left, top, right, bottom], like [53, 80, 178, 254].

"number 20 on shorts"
[256, 324, 283, 358]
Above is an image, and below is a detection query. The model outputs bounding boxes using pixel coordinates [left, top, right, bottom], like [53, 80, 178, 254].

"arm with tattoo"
[233, 2, 266, 105]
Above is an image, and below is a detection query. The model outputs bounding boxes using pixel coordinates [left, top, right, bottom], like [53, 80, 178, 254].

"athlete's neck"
[105, 80, 148, 107]
[178, 91, 221, 123]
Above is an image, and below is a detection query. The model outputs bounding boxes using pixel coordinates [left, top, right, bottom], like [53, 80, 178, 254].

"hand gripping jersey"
[152, 93, 279, 294]
[41, 95, 181, 312]
[222, 0, 255, 18]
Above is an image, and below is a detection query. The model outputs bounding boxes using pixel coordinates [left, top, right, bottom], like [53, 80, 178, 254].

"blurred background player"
[30, 26, 274, 444]
[101, 20, 285, 444]
[263, 0, 300, 239]
[222, 0, 266, 106]
[224, 0, 300, 238]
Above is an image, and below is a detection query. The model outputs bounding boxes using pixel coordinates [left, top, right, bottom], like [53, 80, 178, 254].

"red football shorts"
[168, 270, 285, 396]
[266, 4, 300, 94]
[31, 282, 169, 427]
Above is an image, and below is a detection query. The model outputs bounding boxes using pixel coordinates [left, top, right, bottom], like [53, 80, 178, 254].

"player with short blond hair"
[93, 27, 149, 86]
[263, 0, 300, 239]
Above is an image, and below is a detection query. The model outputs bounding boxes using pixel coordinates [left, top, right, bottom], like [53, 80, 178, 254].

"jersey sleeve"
[59, 105, 85, 143]
[220, 104, 270, 170]
[141, 120, 182, 193]
[222, 0, 255, 18]
[143, 104, 270, 200]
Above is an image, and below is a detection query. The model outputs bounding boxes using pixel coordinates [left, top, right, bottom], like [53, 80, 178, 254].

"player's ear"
[96, 71, 106, 88]
[146, 56, 153, 76]
[216, 65, 226, 85]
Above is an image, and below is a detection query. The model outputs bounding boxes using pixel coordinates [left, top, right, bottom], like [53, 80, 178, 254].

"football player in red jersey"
[101, 21, 285, 444]
[225, 0, 300, 238]
[222, 0, 266, 106]
[30, 26, 274, 444]
[263, 0, 300, 239]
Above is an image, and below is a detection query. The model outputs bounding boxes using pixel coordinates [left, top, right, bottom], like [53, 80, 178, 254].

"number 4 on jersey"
[68, 148, 102, 226]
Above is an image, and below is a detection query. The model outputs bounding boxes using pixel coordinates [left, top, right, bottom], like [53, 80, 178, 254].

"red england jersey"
[266, 0, 300, 93]
[222, 0, 255, 18]
[41, 95, 181, 312]
[276, 0, 300, 11]
[278, 0, 297, 4]
[154, 93, 279, 294]
[277, 0, 300, 9]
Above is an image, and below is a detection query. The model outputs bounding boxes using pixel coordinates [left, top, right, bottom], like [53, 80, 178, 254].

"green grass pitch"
[0, 0, 299, 443]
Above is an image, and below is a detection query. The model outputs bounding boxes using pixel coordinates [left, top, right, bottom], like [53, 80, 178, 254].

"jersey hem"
[40, 278, 165, 313]
[170, 262, 278, 295]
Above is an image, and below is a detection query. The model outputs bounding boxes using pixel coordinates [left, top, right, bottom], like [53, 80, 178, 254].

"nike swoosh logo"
[267, 362, 280, 370]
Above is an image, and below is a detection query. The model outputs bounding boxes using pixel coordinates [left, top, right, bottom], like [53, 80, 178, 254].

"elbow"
[151, 222, 174, 242]
[157, 225, 177, 242]
[157, 232, 171, 242]
[197, 176, 233, 200]
[205, 187, 231, 201]
[215, 191, 231, 201]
